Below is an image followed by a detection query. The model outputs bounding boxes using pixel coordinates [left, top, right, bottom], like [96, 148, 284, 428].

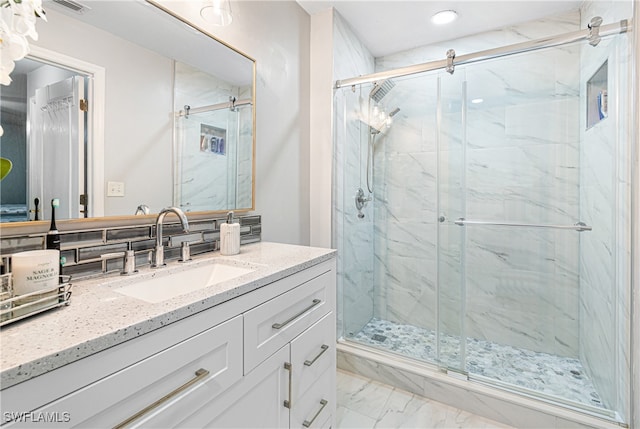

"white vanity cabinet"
[1, 257, 336, 429]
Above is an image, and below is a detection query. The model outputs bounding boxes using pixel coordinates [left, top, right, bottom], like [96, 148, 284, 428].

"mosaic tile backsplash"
[0, 215, 261, 279]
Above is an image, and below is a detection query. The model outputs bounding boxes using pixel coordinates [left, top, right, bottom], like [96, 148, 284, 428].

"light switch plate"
[107, 181, 125, 197]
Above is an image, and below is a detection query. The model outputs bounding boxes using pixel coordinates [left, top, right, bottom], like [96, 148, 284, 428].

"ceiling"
[296, 0, 583, 57]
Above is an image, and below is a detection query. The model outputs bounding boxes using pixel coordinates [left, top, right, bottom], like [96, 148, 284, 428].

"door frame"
[27, 45, 106, 217]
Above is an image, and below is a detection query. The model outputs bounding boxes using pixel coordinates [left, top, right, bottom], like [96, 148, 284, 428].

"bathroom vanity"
[0, 242, 336, 428]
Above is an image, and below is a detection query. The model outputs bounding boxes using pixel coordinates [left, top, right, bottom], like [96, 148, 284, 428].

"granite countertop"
[0, 242, 336, 389]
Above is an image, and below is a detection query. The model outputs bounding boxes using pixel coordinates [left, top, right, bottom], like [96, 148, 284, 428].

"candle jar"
[11, 250, 60, 316]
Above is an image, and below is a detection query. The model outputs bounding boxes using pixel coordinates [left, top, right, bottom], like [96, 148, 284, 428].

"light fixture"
[431, 10, 457, 25]
[201, 0, 233, 26]
[471, 98, 484, 104]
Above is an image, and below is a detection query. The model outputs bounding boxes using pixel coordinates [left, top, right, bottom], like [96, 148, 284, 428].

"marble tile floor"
[350, 318, 604, 410]
[336, 369, 516, 429]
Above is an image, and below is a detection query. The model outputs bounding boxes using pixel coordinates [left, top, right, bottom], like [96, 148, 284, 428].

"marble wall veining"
[369, 12, 583, 359]
[333, 10, 376, 338]
[578, 0, 634, 419]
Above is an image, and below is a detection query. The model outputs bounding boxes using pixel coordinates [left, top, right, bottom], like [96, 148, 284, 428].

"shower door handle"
[454, 218, 592, 232]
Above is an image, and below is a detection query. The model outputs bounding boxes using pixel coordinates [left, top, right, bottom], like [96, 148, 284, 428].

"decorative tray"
[0, 274, 73, 327]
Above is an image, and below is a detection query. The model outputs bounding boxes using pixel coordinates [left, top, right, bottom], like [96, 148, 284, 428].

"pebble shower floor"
[351, 318, 604, 409]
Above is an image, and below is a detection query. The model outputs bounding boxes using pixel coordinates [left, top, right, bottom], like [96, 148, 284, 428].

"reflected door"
[28, 75, 85, 220]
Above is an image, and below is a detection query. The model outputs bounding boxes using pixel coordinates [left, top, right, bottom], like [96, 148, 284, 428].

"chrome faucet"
[151, 207, 189, 268]
[134, 204, 150, 215]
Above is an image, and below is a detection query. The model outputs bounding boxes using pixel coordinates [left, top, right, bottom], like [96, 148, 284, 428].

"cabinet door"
[179, 345, 291, 428]
[290, 312, 335, 401]
[291, 365, 334, 429]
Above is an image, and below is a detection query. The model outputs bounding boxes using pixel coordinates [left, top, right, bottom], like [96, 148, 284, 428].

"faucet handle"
[179, 242, 192, 263]
[101, 250, 138, 275]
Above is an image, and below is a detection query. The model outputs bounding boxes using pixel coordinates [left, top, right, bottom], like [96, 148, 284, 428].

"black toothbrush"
[33, 198, 40, 221]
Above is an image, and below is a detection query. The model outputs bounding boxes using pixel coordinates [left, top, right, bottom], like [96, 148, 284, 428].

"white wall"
[156, 0, 311, 246]
[309, 9, 334, 249]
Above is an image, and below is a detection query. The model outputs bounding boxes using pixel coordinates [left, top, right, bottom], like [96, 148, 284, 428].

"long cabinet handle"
[113, 368, 210, 429]
[302, 399, 328, 428]
[304, 344, 329, 366]
[283, 362, 292, 409]
[272, 299, 321, 330]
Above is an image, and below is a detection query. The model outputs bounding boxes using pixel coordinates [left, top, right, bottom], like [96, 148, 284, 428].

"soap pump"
[220, 211, 240, 256]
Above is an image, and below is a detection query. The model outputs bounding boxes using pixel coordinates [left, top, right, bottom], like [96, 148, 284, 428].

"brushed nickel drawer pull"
[272, 299, 321, 330]
[302, 399, 328, 427]
[113, 368, 210, 429]
[304, 344, 329, 366]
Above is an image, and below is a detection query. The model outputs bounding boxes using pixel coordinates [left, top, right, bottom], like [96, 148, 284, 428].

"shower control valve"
[355, 188, 371, 219]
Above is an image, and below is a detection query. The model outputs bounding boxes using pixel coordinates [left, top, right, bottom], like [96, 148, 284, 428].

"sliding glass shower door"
[436, 40, 620, 413]
[436, 69, 467, 373]
[336, 31, 630, 421]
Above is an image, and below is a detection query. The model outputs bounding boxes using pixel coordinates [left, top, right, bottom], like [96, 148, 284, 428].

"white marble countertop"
[0, 242, 336, 389]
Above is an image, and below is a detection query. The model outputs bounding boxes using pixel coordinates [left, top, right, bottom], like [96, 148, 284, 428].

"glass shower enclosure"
[335, 29, 632, 423]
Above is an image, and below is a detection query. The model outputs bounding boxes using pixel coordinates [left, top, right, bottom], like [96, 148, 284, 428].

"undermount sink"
[110, 261, 257, 303]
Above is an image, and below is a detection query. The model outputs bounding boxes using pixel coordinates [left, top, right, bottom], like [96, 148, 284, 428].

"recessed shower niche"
[587, 60, 608, 129]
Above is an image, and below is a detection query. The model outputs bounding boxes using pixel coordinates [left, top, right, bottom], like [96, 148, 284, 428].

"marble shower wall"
[370, 11, 584, 358]
[332, 10, 376, 338]
[371, 72, 440, 338]
[578, 1, 633, 419]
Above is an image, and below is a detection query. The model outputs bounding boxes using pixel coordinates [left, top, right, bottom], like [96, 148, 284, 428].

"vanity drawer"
[291, 365, 334, 429]
[291, 312, 335, 400]
[20, 316, 243, 428]
[244, 269, 333, 373]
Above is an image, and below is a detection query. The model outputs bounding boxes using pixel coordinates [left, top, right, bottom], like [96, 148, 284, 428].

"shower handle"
[355, 188, 371, 219]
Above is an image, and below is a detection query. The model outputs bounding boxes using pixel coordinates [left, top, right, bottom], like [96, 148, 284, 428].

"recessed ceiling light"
[431, 10, 458, 25]
[471, 98, 484, 104]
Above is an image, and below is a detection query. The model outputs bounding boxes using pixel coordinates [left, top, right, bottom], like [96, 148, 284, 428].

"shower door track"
[335, 19, 630, 88]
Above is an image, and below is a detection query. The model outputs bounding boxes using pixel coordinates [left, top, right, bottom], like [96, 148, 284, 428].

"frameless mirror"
[0, 0, 255, 223]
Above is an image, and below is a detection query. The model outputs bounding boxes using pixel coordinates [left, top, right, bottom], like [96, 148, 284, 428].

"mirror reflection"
[0, 0, 255, 223]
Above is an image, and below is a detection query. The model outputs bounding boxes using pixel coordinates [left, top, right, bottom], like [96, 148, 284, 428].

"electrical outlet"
[107, 181, 125, 197]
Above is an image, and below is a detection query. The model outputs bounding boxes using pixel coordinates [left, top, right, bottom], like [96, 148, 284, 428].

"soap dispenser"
[220, 211, 240, 255]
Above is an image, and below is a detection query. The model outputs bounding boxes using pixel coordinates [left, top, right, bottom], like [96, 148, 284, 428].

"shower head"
[368, 107, 400, 135]
[370, 80, 395, 103]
